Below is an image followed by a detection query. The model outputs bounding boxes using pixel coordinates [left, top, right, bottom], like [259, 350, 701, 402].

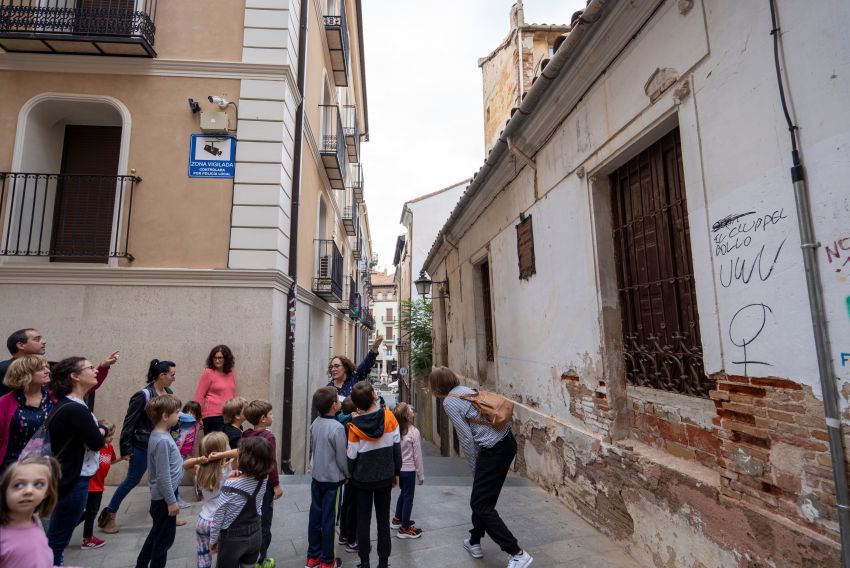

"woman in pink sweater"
[194, 345, 237, 433]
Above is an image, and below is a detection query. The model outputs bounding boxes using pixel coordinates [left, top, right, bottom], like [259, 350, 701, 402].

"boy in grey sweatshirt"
[307, 387, 349, 568]
[136, 394, 184, 568]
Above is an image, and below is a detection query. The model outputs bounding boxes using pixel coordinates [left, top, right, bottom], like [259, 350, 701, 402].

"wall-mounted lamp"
[414, 270, 449, 299]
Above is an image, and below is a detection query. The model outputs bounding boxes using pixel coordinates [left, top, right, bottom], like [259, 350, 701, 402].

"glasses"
[213, 356, 225, 360]
[77, 365, 96, 373]
[330, 364, 343, 369]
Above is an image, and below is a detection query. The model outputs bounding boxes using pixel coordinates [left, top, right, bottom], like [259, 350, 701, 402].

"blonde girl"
[391, 402, 425, 538]
[184, 431, 233, 568]
[0, 456, 60, 567]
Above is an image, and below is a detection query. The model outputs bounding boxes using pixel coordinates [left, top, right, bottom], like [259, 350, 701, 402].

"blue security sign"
[189, 135, 236, 178]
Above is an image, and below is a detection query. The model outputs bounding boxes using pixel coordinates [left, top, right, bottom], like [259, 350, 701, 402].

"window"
[377, 292, 383, 301]
[610, 128, 707, 397]
[516, 214, 536, 279]
[386, 308, 393, 321]
[480, 260, 495, 362]
[385, 326, 394, 340]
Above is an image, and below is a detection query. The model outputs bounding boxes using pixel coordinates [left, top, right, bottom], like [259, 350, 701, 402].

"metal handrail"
[0, 172, 139, 261]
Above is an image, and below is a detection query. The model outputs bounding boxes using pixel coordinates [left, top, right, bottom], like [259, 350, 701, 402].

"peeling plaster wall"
[432, 0, 850, 565]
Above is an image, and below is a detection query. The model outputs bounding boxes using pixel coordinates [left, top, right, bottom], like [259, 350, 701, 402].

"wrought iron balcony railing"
[361, 310, 375, 330]
[320, 105, 345, 190]
[350, 231, 362, 261]
[312, 239, 343, 302]
[322, 0, 349, 86]
[0, 172, 139, 262]
[339, 185, 357, 237]
[342, 104, 359, 162]
[0, 0, 158, 57]
[349, 162, 363, 202]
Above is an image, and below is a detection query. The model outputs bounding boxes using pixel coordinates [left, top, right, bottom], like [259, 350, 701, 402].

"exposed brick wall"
[710, 373, 841, 530]
[561, 371, 613, 441]
[629, 396, 720, 469]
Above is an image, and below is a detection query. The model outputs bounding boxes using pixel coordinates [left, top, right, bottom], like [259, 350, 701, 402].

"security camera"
[188, 98, 200, 114]
[208, 95, 229, 109]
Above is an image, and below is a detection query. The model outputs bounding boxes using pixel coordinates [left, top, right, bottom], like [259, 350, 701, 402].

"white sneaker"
[463, 539, 484, 559]
[507, 550, 533, 568]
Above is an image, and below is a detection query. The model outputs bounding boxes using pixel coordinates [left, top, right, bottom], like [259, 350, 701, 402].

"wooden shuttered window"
[480, 260, 495, 362]
[609, 128, 709, 397]
[516, 214, 536, 280]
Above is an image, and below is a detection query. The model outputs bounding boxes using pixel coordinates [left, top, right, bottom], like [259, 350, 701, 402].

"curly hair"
[50, 357, 87, 398]
[328, 355, 355, 378]
[206, 345, 235, 374]
[3, 354, 49, 390]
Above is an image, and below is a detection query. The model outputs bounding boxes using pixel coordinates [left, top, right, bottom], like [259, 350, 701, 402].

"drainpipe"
[768, 2, 850, 564]
[280, 0, 309, 475]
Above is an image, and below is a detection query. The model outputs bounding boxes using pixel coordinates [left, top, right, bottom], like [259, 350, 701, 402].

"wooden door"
[51, 125, 121, 262]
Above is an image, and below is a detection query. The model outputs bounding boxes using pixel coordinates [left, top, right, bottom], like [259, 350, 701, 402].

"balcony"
[349, 162, 364, 202]
[0, 0, 158, 57]
[312, 239, 343, 302]
[339, 185, 357, 237]
[0, 172, 139, 262]
[338, 276, 361, 319]
[350, 230, 362, 260]
[322, 0, 349, 86]
[320, 105, 345, 190]
[362, 311, 375, 330]
[341, 105, 359, 162]
[384, 316, 397, 324]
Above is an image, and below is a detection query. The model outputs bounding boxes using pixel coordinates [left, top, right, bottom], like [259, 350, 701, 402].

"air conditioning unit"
[318, 256, 330, 278]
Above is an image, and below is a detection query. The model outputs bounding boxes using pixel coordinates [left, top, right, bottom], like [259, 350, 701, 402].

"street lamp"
[414, 271, 449, 299]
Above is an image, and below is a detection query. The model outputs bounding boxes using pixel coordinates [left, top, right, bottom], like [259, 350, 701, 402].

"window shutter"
[516, 215, 536, 280]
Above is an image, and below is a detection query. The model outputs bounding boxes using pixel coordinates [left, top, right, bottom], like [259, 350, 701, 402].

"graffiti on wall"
[728, 303, 774, 376]
[713, 209, 788, 288]
[825, 236, 850, 273]
[841, 353, 850, 367]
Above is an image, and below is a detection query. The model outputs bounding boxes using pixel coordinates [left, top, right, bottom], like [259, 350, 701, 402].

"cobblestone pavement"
[64, 443, 640, 567]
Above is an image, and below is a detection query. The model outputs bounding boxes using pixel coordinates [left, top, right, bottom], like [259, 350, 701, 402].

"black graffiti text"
[719, 239, 786, 288]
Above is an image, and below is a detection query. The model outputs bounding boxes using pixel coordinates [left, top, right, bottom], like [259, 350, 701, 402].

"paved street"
[64, 443, 639, 568]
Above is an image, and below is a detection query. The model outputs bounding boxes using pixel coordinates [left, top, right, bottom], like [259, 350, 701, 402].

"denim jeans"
[47, 475, 91, 565]
[394, 471, 417, 528]
[107, 445, 147, 513]
[307, 480, 341, 563]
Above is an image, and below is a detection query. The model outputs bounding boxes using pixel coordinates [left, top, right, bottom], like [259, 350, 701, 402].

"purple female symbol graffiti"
[729, 303, 774, 376]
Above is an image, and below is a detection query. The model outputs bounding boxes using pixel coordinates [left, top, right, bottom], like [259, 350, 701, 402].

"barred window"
[610, 128, 709, 397]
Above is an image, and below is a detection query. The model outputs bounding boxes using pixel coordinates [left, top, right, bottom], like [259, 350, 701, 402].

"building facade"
[424, 1, 850, 566]
[0, 0, 373, 474]
[369, 269, 397, 382]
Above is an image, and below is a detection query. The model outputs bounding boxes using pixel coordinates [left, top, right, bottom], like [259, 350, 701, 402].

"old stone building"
[423, 0, 850, 566]
[0, 0, 374, 474]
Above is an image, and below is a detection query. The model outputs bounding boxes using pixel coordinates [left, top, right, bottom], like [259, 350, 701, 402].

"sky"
[360, 0, 587, 271]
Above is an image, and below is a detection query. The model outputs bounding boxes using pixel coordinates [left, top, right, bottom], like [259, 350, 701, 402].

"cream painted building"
[369, 269, 397, 381]
[0, 0, 373, 474]
[424, 0, 850, 566]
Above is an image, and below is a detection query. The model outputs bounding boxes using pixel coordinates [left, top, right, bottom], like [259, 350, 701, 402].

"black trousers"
[217, 521, 262, 568]
[203, 416, 225, 433]
[82, 491, 103, 539]
[135, 499, 176, 568]
[355, 485, 392, 567]
[469, 431, 521, 556]
[339, 483, 357, 543]
[258, 482, 274, 560]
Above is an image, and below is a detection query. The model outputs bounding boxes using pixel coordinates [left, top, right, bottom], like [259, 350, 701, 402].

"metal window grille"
[516, 214, 536, 280]
[610, 129, 710, 397]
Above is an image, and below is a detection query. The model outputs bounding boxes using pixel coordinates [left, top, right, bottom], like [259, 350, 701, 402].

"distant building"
[479, 1, 568, 156]
[369, 269, 397, 381]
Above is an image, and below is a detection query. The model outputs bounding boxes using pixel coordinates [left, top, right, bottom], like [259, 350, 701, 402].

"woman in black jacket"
[97, 359, 175, 534]
[44, 356, 107, 566]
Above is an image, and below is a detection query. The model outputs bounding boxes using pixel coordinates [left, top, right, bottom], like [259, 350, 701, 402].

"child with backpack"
[80, 419, 118, 550]
[183, 431, 234, 568]
[210, 436, 273, 567]
[429, 366, 533, 568]
[391, 403, 424, 539]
